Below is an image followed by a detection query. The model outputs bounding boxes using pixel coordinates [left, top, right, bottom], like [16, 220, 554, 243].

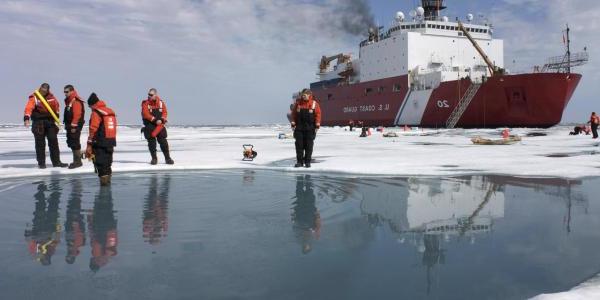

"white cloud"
[0, 0, 372, 124]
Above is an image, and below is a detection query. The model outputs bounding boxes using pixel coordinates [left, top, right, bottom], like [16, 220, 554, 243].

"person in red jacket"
[141, 88, 174, 165]
[291, 89, 321, 168]
[588, 112, 599, 139]
[85, 93, 117, 186]
[63, 85, 85, 169]
[23, 83, 67, 168]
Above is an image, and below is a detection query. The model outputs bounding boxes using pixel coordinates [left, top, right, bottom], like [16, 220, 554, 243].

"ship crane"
[457, 21, 505, 77]
[318, 53, 351, 73]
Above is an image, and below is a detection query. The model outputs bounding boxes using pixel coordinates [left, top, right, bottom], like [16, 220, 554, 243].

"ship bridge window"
[427, 24, 432, 28]
[436, 25, 441, 29]
[393, 84, 402, 92]
[364, 88, 373, 96]
[378, 86, 385, 93]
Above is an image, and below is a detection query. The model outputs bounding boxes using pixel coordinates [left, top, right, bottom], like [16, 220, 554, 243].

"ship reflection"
[291, 175, 321, 254]
[143, 175, 171, 246]
[359, 175, 589, 294]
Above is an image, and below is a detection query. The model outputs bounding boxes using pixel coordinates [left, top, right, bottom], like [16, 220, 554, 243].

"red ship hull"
[312, 73, 581, 128]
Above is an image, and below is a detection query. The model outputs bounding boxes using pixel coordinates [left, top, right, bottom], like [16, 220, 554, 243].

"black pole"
[567, 24, 571, 74]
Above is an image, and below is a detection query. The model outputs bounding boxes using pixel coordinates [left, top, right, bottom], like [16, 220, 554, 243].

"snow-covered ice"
[0, 124, 599, 179]
[531, 273, 600, 300]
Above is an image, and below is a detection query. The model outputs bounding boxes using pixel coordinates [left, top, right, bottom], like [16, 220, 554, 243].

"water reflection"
[24, 179, 62, 266]
[291, 175, 321, 254]
[143, 175, 171, 245]
[88, 186, 118, 272]
[65, 179, 85, 264]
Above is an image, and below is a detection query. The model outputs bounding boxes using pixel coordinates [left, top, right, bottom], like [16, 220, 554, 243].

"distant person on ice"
[588, 112, 599, 139]
[291, 89, 321, 168]
[141, 88, 174, 165]
[23, 83, 68, 169]
[63, 85, 85, 169]
[86, 93, 117, 186]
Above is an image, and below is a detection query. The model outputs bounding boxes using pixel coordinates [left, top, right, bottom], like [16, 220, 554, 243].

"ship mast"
[566, 24, 571, 74]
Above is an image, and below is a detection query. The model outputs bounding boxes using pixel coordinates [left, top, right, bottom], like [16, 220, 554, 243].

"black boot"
[68, 150, 83, 169]
[304, 161, 311, 168]
[150, 152, 158, 165]
[38, 164, 46, 169]
[159, 140, 174, 165]
[294, 161, 303, 168]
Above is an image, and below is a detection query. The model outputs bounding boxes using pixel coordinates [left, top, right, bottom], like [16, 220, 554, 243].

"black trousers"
[294, 129, 316, 164]
[66, 126, 83, 150]
[144, 125, 171, 159]
[93, 146, 113, 177]
[592, 124, 598, 139]
[32, 120, 61, 166]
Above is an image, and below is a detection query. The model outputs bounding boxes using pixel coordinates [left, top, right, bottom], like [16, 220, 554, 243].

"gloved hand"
[85, 145, 94, 159]
[291, 122, 296, 129]
[156, 119, 163, 125]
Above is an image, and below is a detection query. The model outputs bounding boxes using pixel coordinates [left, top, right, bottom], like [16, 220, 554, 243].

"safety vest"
[296, 101, 317, 130]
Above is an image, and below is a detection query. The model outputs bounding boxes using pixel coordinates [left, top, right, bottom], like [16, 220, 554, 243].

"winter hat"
[87, 93, 100, 106]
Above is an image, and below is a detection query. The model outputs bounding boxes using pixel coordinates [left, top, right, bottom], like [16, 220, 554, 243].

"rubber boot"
[294, 161, 303, 168]
[166, 158, 174, 165]
[38, 164, 46, 169]
[150, 152, 158, 165]
[53, 162, 68, 168]
[68, 150, 83, 169]
[100, 175, 111, 186]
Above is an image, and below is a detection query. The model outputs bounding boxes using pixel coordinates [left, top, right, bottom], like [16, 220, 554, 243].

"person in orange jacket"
[63, 85, 86, 169]
[141, 88, 174, 165]
[88, 186, 117, 272]
[65, 179, 86, 264]
[291, 89, 321, 168]
[23, 83, 67, 168]
[24, 181, 62, 266]
[85, 93, 117, 186]
[588, 112, 599, 139]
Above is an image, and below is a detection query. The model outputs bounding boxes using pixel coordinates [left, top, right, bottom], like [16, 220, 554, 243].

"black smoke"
[332, 0, 376, 36]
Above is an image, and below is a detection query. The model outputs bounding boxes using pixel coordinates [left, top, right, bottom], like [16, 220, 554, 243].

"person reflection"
[88, 186, 118, 272]
[65, 179, 86, 264]
[24, 179, 62, 266]
[143, 175, 171, 245]
[291, 175, 321, 254]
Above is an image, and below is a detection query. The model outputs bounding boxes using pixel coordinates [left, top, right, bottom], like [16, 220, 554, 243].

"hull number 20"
[437, 100, 450, 108]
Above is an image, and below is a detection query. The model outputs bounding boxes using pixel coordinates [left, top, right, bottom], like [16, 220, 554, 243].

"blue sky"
[1, 0, 597, 125]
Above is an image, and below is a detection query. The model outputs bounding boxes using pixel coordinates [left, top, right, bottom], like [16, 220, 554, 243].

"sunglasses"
[148, 94, 155, 97]
[64, 90, 70, 94]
